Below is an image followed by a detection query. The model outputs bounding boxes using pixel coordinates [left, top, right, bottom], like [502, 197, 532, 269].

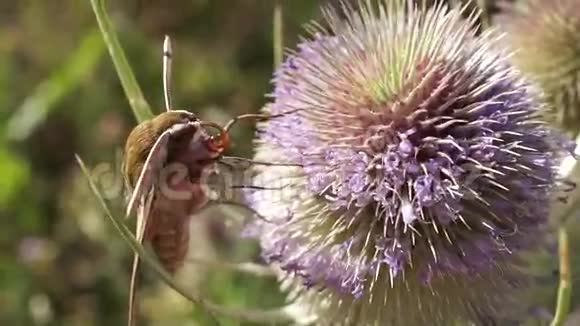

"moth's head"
[150, 110, 198, 135]
[201, 122, 230, 157]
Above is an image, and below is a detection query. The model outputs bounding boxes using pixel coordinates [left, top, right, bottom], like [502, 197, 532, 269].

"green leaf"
[89, 0, 153, 122]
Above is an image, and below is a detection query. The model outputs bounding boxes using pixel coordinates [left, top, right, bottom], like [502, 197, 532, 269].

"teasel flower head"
[246, 1, 574, 324]
[500, 0, 580, 133]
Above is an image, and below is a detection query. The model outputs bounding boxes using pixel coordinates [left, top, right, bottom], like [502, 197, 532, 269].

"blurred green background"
[1, 0, 580, 325]
[0, 1, 323, 325]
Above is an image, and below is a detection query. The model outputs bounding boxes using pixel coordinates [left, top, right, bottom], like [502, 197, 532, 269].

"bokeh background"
[1, 0, 580, 325]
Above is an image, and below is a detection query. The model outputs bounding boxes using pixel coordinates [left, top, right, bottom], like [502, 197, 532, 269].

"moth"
[122, 36, 293, 326]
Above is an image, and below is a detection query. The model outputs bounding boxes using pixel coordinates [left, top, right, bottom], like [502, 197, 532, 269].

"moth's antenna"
[163, 35, 173, 111]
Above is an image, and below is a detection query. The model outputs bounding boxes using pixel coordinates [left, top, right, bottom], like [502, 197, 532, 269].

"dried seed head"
[500, 0, 580, 132]
[246, 1, 573, 324]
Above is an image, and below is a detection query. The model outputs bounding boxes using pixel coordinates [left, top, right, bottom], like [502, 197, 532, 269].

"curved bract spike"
[163, 35, 173, 112]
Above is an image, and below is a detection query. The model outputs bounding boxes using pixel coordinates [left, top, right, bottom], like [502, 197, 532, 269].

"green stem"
[551, 228, 571, 326]
[273, 0, 283, 69]
[89, 0, 153, 122]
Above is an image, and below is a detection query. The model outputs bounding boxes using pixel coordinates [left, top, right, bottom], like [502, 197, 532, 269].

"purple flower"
[246, 1, 572, 324]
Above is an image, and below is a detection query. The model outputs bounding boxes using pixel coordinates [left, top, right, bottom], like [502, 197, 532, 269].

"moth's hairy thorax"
[122, 110, 209, 189]
[123, 119, 158, 188]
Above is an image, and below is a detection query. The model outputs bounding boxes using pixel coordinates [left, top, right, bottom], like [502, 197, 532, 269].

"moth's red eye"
[207, 132, 229, 153]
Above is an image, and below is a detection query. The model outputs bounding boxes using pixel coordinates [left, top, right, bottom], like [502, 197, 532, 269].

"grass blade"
[89, 0, 153, 122]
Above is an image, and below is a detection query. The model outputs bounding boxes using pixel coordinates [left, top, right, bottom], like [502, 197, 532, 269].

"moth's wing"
[126, 123, 193, 218]
[126, 122, 197, 325]
[125, 130, 169, 326]
[136, 188, 155, 244]
[128, 188, 155, 326]
[125, 132, 169, 218]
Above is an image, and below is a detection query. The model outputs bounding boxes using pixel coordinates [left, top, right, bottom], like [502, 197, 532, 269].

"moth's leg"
[219, 156, 302, 169]
[182, 256, 276, 277]
[229, 184, 289, 191]
[196, 198, 276, 223]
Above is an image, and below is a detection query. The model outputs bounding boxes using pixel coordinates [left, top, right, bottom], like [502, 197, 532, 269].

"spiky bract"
[246, 1, 571, 324]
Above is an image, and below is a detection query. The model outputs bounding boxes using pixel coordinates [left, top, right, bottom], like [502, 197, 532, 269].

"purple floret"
[244, 2, 574, 321]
